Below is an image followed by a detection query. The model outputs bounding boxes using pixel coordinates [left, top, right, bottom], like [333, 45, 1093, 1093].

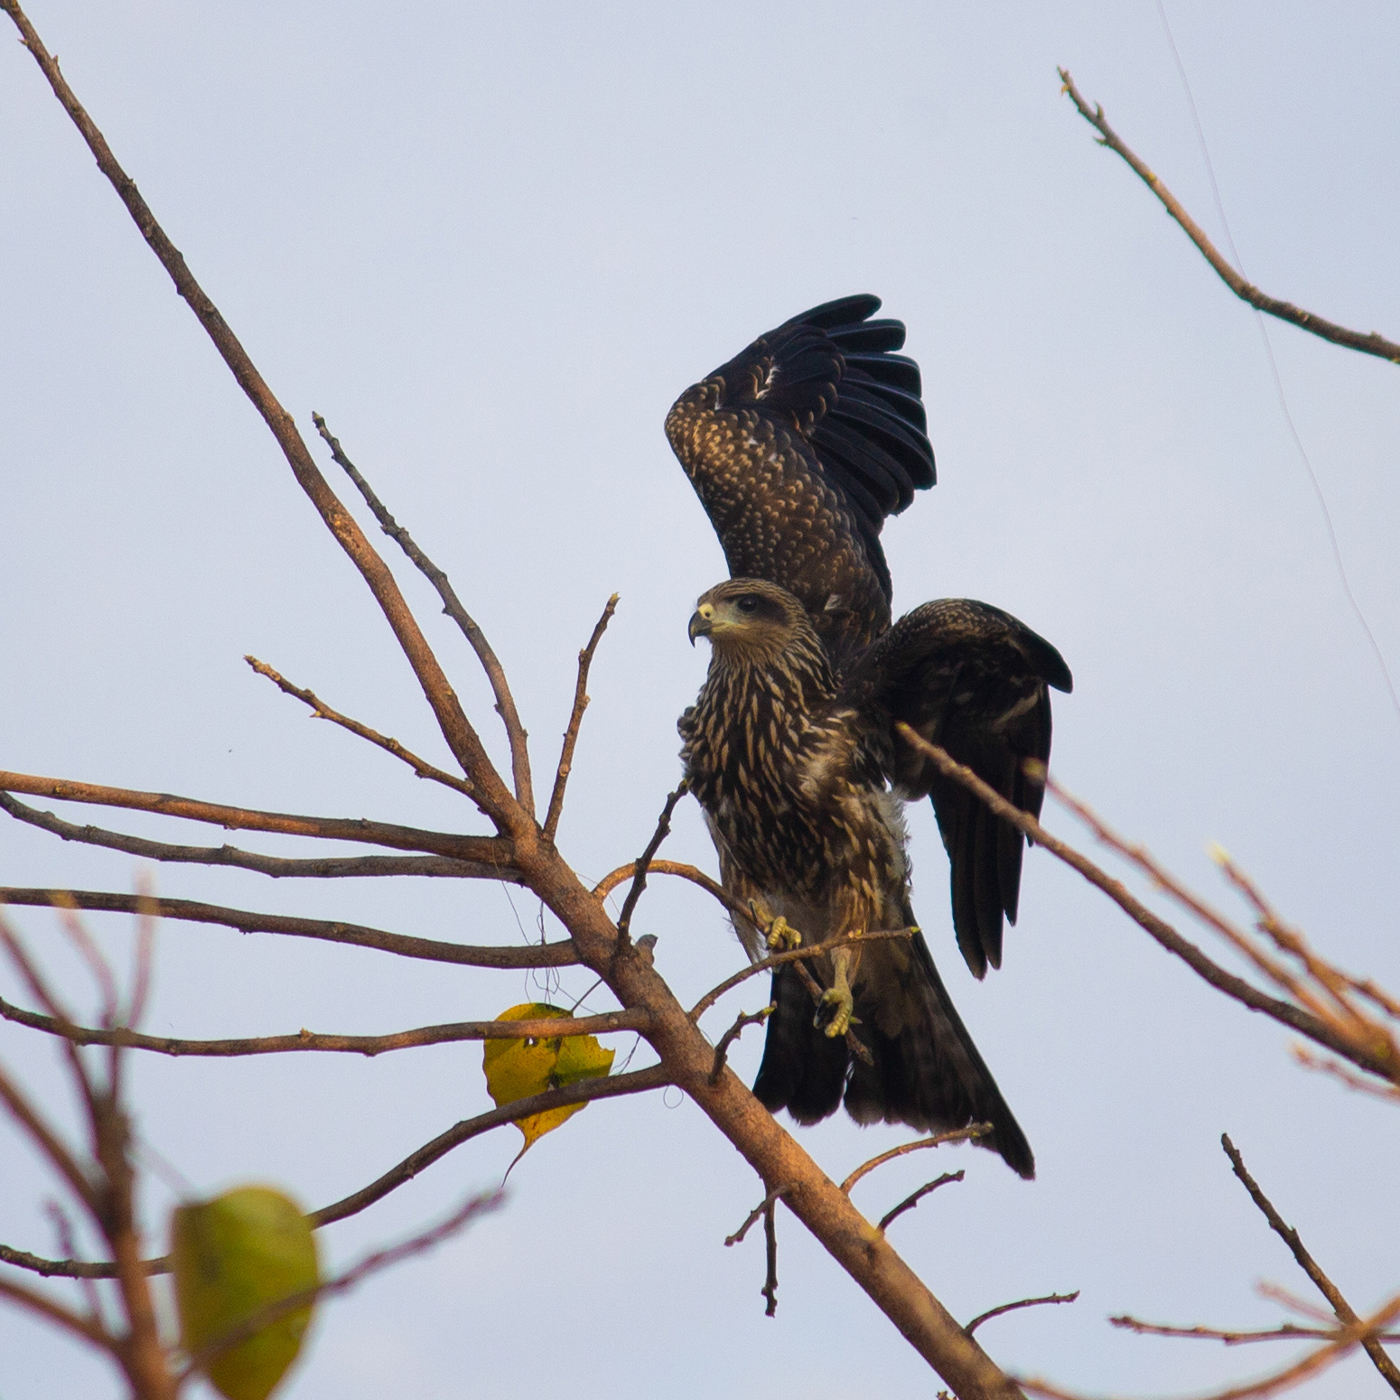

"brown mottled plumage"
[668, 296, 1071, 980]
[680, 579, 1069, 1178]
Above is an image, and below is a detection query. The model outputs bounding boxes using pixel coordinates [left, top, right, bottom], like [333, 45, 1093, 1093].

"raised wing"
[666, 295, 936, 668]
[842, 599, 1073, 979]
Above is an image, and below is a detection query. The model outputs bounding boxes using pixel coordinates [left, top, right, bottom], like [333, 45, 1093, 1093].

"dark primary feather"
[665, 295, 936, 667]
[842, 600, 1073, 979]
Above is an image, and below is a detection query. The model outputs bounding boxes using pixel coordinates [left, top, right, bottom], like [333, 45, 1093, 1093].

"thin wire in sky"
[1153, 0, 1400, 726]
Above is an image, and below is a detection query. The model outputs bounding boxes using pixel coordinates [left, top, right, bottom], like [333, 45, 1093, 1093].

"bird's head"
[688, 579, 818, 667]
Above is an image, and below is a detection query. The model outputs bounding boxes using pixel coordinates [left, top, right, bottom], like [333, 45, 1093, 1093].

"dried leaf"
[483, 1003, 615, 1151]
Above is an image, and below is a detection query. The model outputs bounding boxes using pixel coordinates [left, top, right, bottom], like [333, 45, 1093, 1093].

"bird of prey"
[669, 298, 1072, 1176]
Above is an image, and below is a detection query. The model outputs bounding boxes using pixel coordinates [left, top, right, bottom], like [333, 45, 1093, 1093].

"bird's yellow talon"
[765, 915, 802, 951]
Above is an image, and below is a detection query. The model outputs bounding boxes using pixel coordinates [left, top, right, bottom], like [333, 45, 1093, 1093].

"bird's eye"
[737, 595, 759, 613]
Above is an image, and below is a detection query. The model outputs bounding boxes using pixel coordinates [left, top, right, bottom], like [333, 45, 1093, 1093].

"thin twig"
[841, 1126, 992, 1196]
[2, 999, 648, 1058]
[1058, 68, 1400, 365]
[709, 1004, 775, 1084]
[0, 793, 509, 881]
[181, 1190, 504, 1380]
[725, 1184, 794, 1247]
[761, 1197, 780, 1318]
[593, 857, 745, 919]
[0, 770, 511, 865]
[966, 1291, 1079, 1337]
[544, 595, 618, 842]
[616, 784, 689, 941]
[1109, 1315, 1400, 1346]
[689, 928, 915, 1024]
[312, 413, 534, 817]
[1291, 1045, 1400, 1102]
[0, 889, 575, 969]
[245, 656, 475, 797]
[878, 1171, 964, 1234]
[1222, 1134, 1400, 1392]
[312, 1064, 671, 1226]
[1019, 1289, 1400, 1400]
[893, 727, 1397, 1084]
[0, 1273, 115, 1350]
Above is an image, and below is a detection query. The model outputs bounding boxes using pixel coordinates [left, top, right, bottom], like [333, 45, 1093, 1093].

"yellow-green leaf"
[171, 1186, 319, 1400]
[482, 1003, 615, 1151]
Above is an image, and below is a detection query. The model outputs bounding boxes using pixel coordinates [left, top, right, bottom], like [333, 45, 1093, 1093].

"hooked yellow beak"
[688, 602, 716, 645]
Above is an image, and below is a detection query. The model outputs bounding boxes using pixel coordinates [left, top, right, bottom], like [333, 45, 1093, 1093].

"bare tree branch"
[0, 0, 518, 828]
[0, 771, 513, 865]
[689, 928, 915, 1024]
[1109, 1315, 1400, 1346]
[311, 413, 536, 817]
[724, 1183, 794, 1247]
[893, 727, 1397, 1085]
[1, 998, 648, 1058]
[311, 1064, 672, 1226]
[1019, 1290, 1400, 1400]
[0, 1273, 114, 1350]
[841, 1126, 992, 1197]
[544, 595, 618, 842]
[616, 784, 689, 941]
[878, 1171, 964, 1234]
[244, 655, 476, 798]
[966, 1292, 1079, 1337]
[709, 1004, 774, 1085]
[1058, 68, 1400, 365]
[1222, 1134, 1400, 1392]
[0, 889, 575, 970]
[593, 857, 742, 918]
[0, 793, 507, 881]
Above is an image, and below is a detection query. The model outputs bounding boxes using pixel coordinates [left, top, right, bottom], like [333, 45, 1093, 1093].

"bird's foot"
[761, 913, 802, 952]
[815, 947, 858, 1039]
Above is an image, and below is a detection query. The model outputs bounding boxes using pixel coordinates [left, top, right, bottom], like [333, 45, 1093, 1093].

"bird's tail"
[751, 931, 1034, 1179]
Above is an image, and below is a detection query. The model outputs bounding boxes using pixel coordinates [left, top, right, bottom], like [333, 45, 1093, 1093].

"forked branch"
[311, 413, 536, 817]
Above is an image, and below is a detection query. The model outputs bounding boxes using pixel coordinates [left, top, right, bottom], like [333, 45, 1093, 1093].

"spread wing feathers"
[665, 295, 936, 664]
[752, 931, 1034, 1178]
[842, 599, 1074, 979]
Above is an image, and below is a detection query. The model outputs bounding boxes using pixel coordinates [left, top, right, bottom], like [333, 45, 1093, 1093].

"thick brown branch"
[544, 595, 618, 842]
[878, 1171, 964, 1234]
[0, 889, 575, 969]
[841, 1126, 992, 1196]
[312, 413, 535, 818]
[1059, 68, 1400, 365]
[312, 1064, 671, 1226]
[1222, 1134, 1400, 1392]
[4, 1000, 648, 1058]
[894, 728, 1396, 1084]
[0, 793, 504, 880]
[0, 0, 517, 829]
[244, 656, 475, 798]
[966, 1292, 1079, 1337]
[0, 771, 513, 865]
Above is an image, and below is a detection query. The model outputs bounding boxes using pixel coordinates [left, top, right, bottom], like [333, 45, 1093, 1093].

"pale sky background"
[2, 3, 1398, 1397]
